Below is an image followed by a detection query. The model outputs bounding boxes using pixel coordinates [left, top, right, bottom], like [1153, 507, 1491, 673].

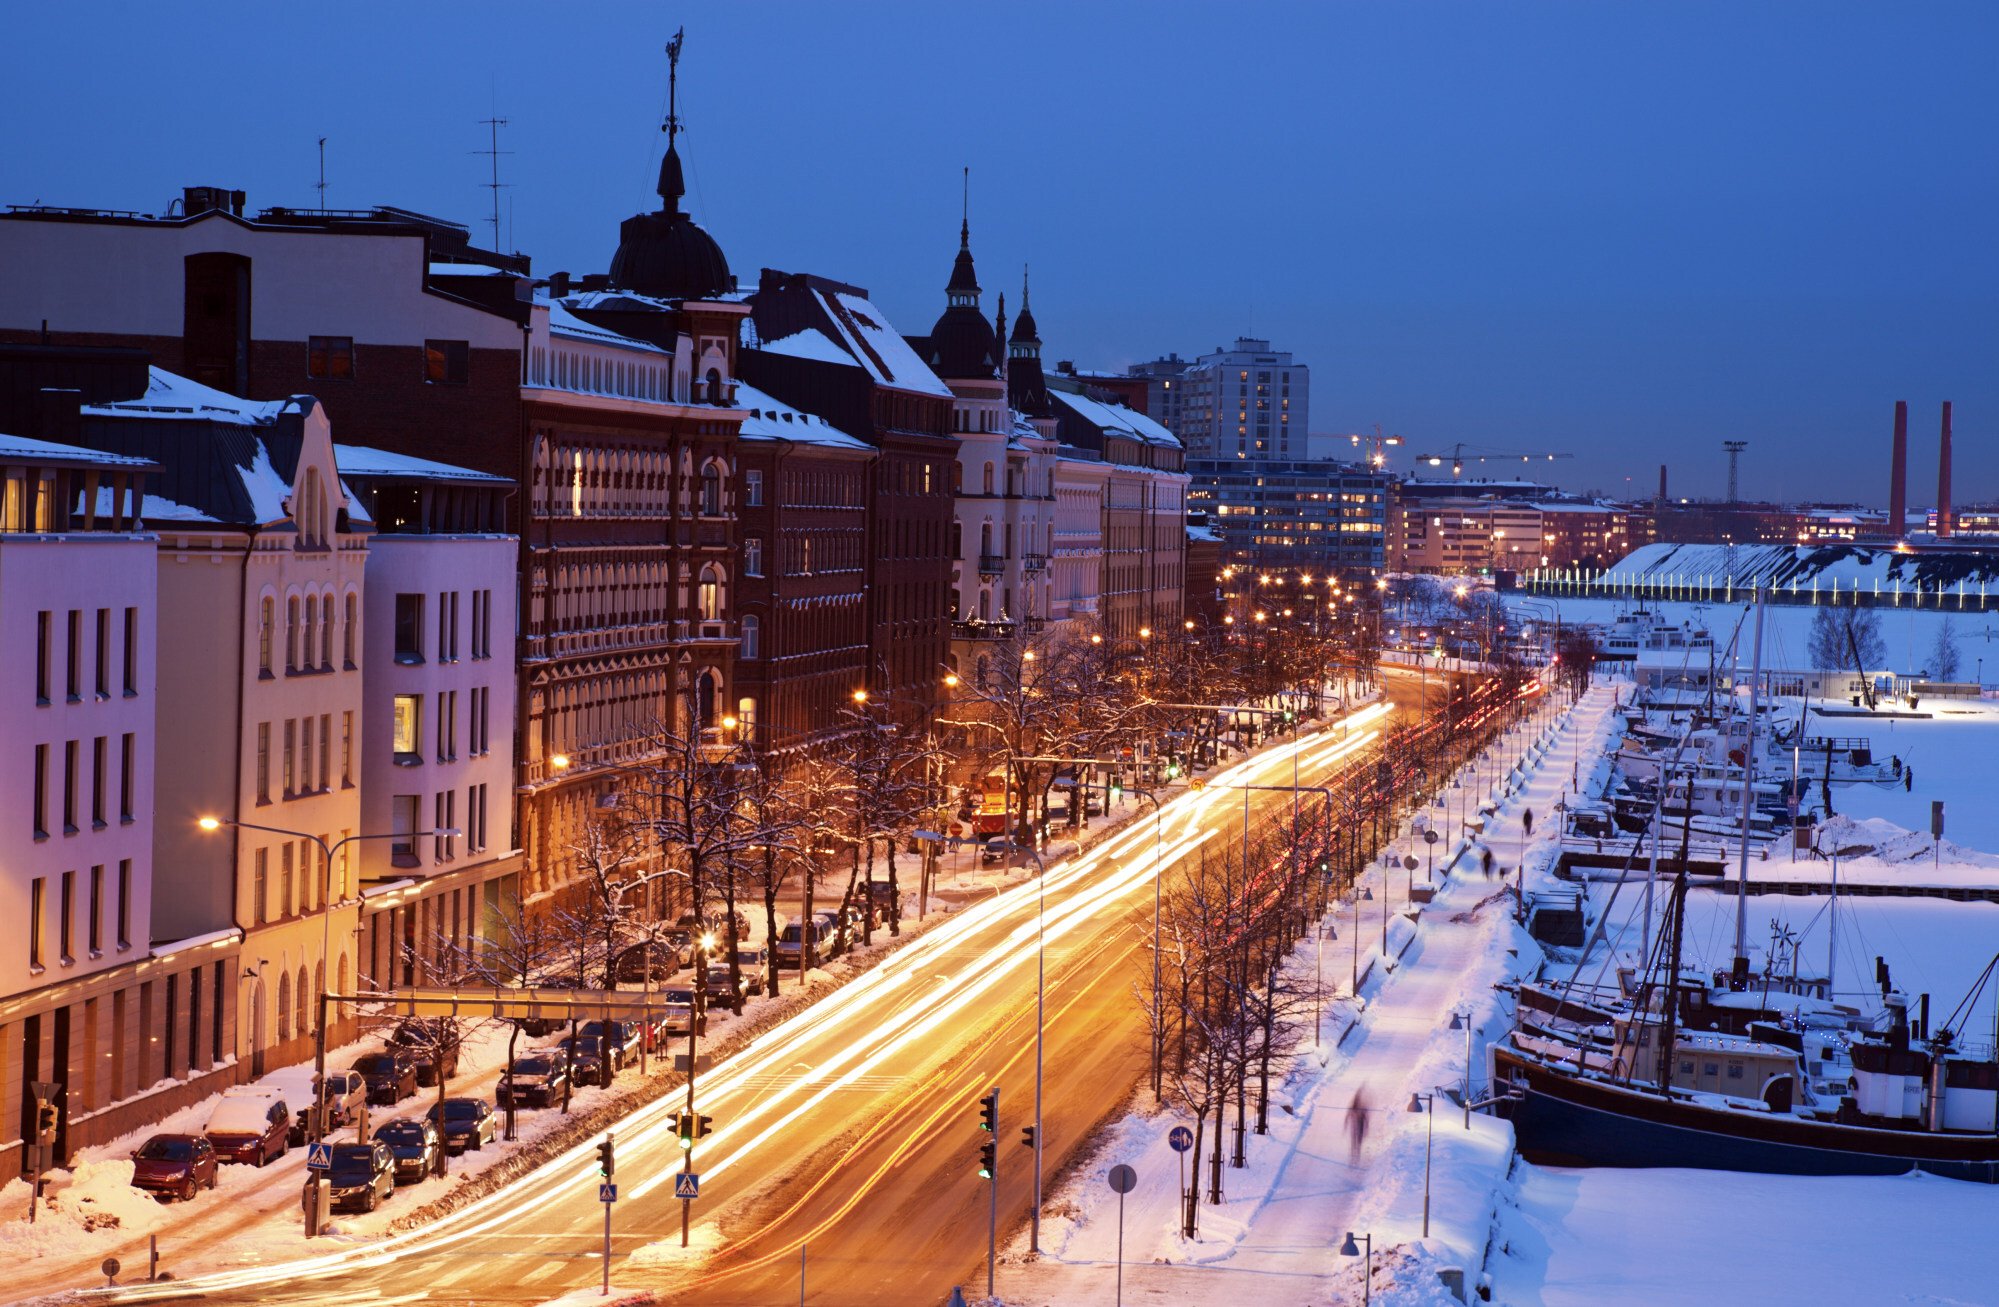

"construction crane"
[1410, 442, 1574, 480]
[1345, 425, 1403, 468]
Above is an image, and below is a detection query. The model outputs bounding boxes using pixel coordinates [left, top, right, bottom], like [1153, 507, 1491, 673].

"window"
[280, 842, 294, 918]
[31, 743, 49, 836]
[120, 733, 134, 821]
[91, 736, 106, 827]
[117, 860, 131, 948]
[256, 722, 271, 803]
[252, 849, 268, 924]
[283, 719, 296, 795]
[744, 536, 763, 576]
[392, 694, 422, 760]
[89, 865, 103, 955]
[63, 739, 78, 832]
[36, 610, 51, 703]
[391, 795, 419, 865]
[343, 593, 359, 668]
[67, 609, 81, 700]
[300, 716, 314, 792]
[700, 462, 723, 516]
[436, 689, 456, 761]
[469, 783, 488, 853]
[697, 565, 722, 621]
[59, 870, 74, 964]
[737, 696, 757, 734]
[471, 688, 489, 755]
[745, 469, 764, 506]
[29, 877, 45, 969]
[258, 597, 274, 675]
[123, 607, 138, 695]
[434, 791, 456, 861]
[320, 595, 334, 668]
[341, 711, 354, 784]
[424, 338, 469, 384]
[95, 608, 110, 698]
[394, 594, 423, 663]
[307, 335, 354, 380]
[739, 614, 760, 660]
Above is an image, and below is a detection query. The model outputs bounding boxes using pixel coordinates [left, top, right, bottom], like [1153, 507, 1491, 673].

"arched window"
[276, 971, 291, 1043]
[705, 368, 724, 404]
[319, 594, 335, 668]
[259, 597, 275, 674]
[982, 463, 995, 495]
[737, 696, 757, 733]
[696, 670, 718, 727]
[313, 961, 325, 1024]
[700, 462, 723, 517]
[286, 596, 300, 672]
[297, 966, 311, 1033]
[739, 614, 760, 659]
[697, 565, 723, 621]
[303, 596, 317, 670]
[338, 952, 349, 998]
[344, 592, 359, 667]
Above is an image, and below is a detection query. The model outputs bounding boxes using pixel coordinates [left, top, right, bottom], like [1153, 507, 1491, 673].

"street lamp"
[195, 816, 459, 1143]
[1352, 885, 1372, 993]
[1450, 1010, 1473, 1129]
[1409, 1091, 1436, 1237]
[1340, 1231, 1375, 1307]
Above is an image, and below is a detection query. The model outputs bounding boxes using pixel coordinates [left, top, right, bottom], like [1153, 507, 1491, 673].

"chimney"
[1889, 400, 1908, 539]
[1657, 464, 1667, 505]
[1937, 401, 1953, 540]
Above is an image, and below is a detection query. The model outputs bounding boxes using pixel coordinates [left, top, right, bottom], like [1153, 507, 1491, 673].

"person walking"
[1348, 1088, 1372, 1163]
[1482, 846, 1495, 879]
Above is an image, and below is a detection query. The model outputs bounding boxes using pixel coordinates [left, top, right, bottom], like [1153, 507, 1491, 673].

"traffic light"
[34, 1100, 58, 1144]
[1019, 1125, 1036, 1150]
[596, 1133, 616, 1179]
[976, 1087, 999, 1179]
[675, 1112, 695, 1150]
[977, 1090, 997, 1133]
[978, 1139, 996, 1179]
[693, 1113, 714, 1140]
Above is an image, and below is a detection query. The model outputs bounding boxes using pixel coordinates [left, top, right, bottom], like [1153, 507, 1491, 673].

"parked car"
[676, 911, 752, 949]
[424, 1097, 497, 1153]
[656, 984, 706, 1038]
[130, 1134, 218, 1201]
[1084, 789, 1106, 816]
[388, 1020, 462, 1087]
[557, 1034, 618, 1083]
[497, 1056, 567, 1109]
[204, 1088, 291, 1167]
[352, 1051, 420, 1105]
[313, 1069, 369, 1121]
[317, 1141, 396, 1213]
[614, 937, 686, 983]
[705, 947, 769, 1003]
[578, 1020, 640, 1065]
[775, 912, 844, 968]
[980, 838, 1008, 865]
[373, 1118, 440, 1183]
[732, 946, 770, 995]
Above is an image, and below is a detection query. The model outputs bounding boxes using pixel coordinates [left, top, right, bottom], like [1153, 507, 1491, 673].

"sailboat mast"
[1732, 585, 1765, 987]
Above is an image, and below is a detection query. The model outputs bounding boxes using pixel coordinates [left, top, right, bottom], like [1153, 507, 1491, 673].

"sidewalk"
[999, 681, 1626, 1306]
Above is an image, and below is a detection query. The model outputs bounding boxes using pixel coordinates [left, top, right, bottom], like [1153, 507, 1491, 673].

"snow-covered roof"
[0, 432, 156, 469]
[546, 301, 670, 355]
[334, 444, 512, 485]
[1598, 541, 1999, 590]
[1048, 387, 1182, 448]
[81, 368, 289, 427]
[758, 326, 855, 368]
[1530, 500, 1619, 514]
[733, 382, 870, 452]
[814, 290, 953, 398]
[1186, 522, 1221, 543]
[561, 288, 682, 313]
[428, 262, 521, 279]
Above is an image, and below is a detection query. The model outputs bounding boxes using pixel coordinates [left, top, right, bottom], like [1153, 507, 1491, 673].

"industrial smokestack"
[1937, 401, 1954, 540]
[1657, 464, 1667, 505]
[1889, 401, 1908, 540]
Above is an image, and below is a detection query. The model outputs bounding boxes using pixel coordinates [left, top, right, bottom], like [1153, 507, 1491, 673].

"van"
[205, 1087, 291, 1167]
[774, 912, 843, 968]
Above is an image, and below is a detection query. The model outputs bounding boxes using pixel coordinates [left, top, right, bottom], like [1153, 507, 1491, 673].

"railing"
[953, 619, 1017, 641]
[979, 553, 1007, 574]
[1022, 552, 1048, 572]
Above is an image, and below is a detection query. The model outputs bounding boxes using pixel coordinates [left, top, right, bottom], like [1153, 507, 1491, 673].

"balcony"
[952, 618, 1016, 641]
[673, 618, 738, 644]
[1022, 552, 1048, 573]
[978, 553, 1007, 575]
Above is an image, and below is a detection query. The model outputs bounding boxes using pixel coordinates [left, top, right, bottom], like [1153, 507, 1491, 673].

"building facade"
[1164, 338, 1308, 462]
[1187, 457, 1388, 581]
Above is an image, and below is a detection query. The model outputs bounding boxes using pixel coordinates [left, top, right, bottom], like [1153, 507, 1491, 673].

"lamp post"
[1451, 1010, 1473, 1129]
[1352, 885, 1372, 993]
[1409, 1091, 1436, 1237]
[1340, 1230, 1374, 1307]
[196, 816, 459, 1141]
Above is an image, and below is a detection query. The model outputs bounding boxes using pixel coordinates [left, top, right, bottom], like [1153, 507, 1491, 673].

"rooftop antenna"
[316, 137, 327, 209]
[962, 165, 970, 237]
[474, 116, 512, 250]
[1723, 440, 1748, 505]
[665, 26, 685, 153]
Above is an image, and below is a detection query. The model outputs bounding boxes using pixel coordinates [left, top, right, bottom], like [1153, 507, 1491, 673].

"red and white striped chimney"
[1889, 400, 1908, 539]
[1937, 401, 1953, 540]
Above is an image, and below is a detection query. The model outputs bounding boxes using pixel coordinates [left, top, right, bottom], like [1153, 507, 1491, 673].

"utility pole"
[315, 137, 327, 209]
[1723, 440, 1748, 505]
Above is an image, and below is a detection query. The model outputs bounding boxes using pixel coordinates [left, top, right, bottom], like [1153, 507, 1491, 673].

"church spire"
[947, 166, 980, 306]
[655, 27, 688, 212]
[1009, 265, 1041, 356]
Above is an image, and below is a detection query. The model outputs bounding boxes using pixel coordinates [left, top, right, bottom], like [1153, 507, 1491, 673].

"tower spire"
[961, 165, 970, 249]
[655, 28, 688, 212]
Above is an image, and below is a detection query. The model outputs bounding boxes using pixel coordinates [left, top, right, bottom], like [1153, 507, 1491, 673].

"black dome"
[927, 306, 999, 379]
[608, 144, 732, 301]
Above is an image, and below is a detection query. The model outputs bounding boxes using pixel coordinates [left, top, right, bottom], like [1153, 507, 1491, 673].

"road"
[66, 691, 1464, 1307]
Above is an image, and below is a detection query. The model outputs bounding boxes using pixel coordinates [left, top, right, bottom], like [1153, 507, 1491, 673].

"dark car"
[204, 1091, 291, 1167]
[373, 1118, 440, 1183]
[388, 1021, 462, 1087]
[704, 953, 768, 1004]
[614, 937, 687, 983]
[557, 1035, 615, 1085]
[130, 1133, 218, 1202]
[657, 985, 706, 1038]
[497, 1056, 567, 1109]
[317, 1141, 395, 1213]
[578, 1020, 639, 1064]
[980, 837, 1008, 865]
[425, 1097, 497, 1153]
[352, 1051, 420, 1105]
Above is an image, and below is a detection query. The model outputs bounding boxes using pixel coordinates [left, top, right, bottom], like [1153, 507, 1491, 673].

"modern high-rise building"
[1155, 338, 1309, 462]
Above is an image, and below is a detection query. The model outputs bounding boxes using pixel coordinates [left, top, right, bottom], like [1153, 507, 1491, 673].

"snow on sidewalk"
[1000, 684, 1627, 1306]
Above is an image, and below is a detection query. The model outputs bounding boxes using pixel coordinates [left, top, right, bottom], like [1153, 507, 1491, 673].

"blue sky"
[8, 2, 1994, 504]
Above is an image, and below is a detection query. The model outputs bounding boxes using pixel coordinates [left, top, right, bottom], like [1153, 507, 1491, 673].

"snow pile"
[624, 1222, 724, 1267]
[532, 1288, 656, 1307]
[0, 1160, 173, 1258]
[1812, 812, 1999, 869]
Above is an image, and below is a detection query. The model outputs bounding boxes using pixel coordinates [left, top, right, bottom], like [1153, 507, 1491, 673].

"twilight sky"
[8, 2, 1994, 505]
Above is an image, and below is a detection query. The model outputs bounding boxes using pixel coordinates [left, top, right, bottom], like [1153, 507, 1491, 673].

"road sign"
[1167, 1126, 1194, 1154]
[599, 1183, 617, 1203]
[1107, 1163, 1138, 1194]
[674, 1172, 700, 1200]
[306, 1142, 334, 1171]
[1424, 829, 1440, 845]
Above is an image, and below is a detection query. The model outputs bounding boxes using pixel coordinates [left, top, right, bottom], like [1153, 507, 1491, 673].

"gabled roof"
[1047, 386, 1180, 449]
[545, 300, 672, 355]
[81, 368, 288, 427]
[0, 432, 157, 471]
[334, 444, 512, 485]
[734, 382, 870, 452]
[758, 327, 855, 367]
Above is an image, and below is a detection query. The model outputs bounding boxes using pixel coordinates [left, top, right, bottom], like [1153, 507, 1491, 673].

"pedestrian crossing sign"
[306, 1142, 334, 1171]
[674, 1172, 700, 1200]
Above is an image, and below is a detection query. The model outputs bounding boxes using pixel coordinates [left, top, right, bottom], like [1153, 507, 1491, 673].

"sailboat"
[1496, 587, 1999, 1182]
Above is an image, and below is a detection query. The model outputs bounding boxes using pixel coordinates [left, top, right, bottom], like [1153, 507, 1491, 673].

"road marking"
[733, 1072, 904, 1093]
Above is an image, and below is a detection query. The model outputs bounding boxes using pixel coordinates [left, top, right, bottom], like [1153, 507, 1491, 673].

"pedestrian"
[1523, 807, 1535, 837]
[1905, 766, 1914, 793]
[1482, 846, 1495, 879]
[1348, 1088, 1372, 1162]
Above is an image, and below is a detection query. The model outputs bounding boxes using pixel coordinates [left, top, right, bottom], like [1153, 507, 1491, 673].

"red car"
[204, 1090, 291, 1166]
[130, 1134, 219, 1201]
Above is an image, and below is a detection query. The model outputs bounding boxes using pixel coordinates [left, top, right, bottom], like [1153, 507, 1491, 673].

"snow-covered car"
[204, 1088, 291, 1167]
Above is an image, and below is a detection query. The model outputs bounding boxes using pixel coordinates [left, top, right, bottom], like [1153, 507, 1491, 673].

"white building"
[1171, 337, 1309, 462]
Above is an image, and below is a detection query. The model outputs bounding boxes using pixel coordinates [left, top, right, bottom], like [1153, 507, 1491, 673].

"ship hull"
[1494, 1046, 1999, 1184]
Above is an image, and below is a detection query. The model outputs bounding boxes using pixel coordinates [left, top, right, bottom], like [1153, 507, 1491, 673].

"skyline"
[7, 1, 1994, 504]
